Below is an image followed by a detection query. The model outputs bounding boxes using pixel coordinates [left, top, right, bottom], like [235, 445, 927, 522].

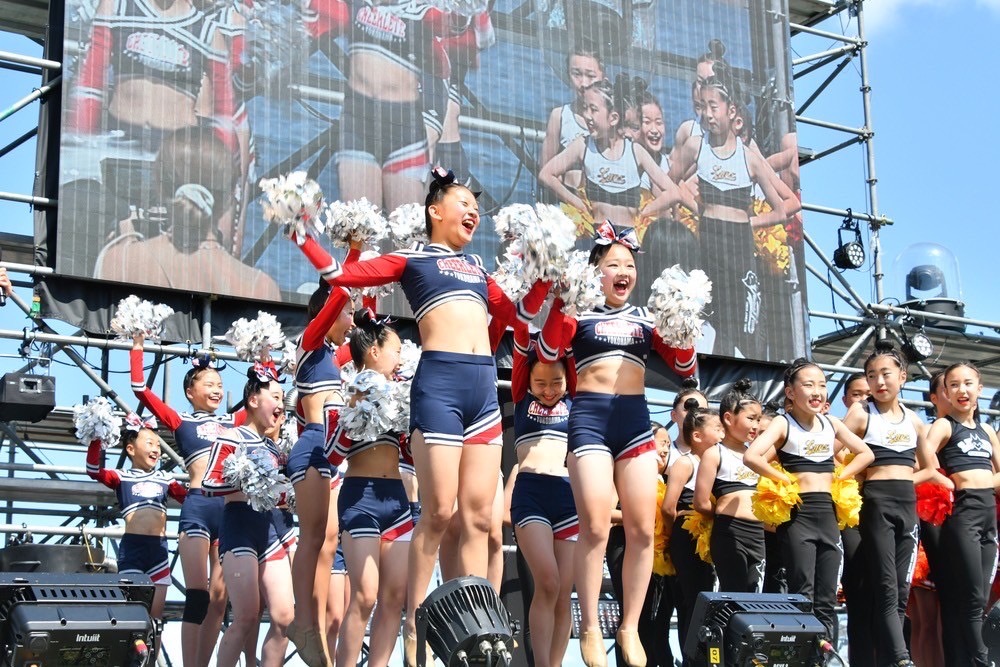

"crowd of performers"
[2, 158, 997, 667]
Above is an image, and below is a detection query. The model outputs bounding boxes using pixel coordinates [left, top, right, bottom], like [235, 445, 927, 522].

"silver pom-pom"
[110, 295, 175, 341]
[222, 444, 285, 512]
[324, 198, 389, 249]
[350, 251, 394, 302]
[276, 339, 298, 375]
[396, 339, 422, 381]
[494, 203, 577, 283]
[225, 311, 286, 362]
[492, 251, 529, 302]
[73, 397, 122, 449]
[647, 266, 713, 348]
[428, 0, 489, 16]
[339, 359, 357, 386]
[340, 370, 401, 442]
[259, 171, 325, 244]
[275, 418, 298, 461]
[388, 203, 427, 249]
[559, 250, 605, 315]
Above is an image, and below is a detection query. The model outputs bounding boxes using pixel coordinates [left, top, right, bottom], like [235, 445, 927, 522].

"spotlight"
[415, 576, 517, 667]
[832, 209, 865, 270]
[682, 592, 828, 666]
[901, 330, 933, 362]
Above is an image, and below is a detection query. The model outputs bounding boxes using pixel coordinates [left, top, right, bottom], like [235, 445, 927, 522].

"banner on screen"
[55, 0, 806, 362]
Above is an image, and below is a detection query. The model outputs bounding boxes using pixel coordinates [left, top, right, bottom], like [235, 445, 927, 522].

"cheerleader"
[202, 365, 294, 667]
[663, 404, 721, 651]
[130, 333, 241, 667]
[744, 359, 872, 641]
[291, 167, 551, 666]
[669, 39, 727, 169]
[287, 248, 358, 667]
[694, 379, 764, 592]
[540, 42, 606, 191]
[507, 317, 576, 667]
[841, 342, 933, 667]
[539, 78, 686, 241]
[919, 362, 1000, 667]
[326, 311, 412, 667]
[538, 224, 697, 667]
[667, 62, 794, 359]
[86, 415, 186, 621]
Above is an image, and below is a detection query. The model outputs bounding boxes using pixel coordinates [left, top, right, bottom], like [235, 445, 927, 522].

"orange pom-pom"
[915, 482, 953, 526]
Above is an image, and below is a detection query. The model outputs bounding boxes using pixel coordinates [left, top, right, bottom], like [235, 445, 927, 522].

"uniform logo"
[356, 6, 407, 40]
[885, 430, 913, 447]
[436, 257, 484, 284]
[594, 320, 644, 345]
[527, 400, 569, 424]
[132, 481, 163, 499]
[196, 420, 230, 441]
[803, 439, 831, 457]
[735, 466, 758, 482]
[125, 32, 191, 72]
[710, 164, 737, 183]
[957, 434, 991, 457]
[596, 166, 627, 188]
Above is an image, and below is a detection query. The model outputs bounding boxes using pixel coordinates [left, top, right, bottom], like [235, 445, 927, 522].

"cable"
[818, 638, 847, 665]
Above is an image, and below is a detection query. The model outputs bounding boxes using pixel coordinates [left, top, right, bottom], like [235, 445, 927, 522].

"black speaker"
[0, 573, 156, 667]
[682, 592, 826, 667]
[0, 374, 55, 423]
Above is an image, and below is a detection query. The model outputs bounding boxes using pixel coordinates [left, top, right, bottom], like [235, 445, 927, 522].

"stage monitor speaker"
[0, 374, 55, 423]
[0, 573, 156, 667]
[682, 592, 826, 667]
[416, 576, 517, 667]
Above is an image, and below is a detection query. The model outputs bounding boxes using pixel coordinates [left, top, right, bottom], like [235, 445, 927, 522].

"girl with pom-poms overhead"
[536, 223, 697, 667]
[202, 364, 294, 667]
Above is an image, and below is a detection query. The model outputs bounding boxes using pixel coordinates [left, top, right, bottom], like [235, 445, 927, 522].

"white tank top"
[863, 401, 919, 467]
[778, 414, 836, 473]
[713, 443, 759, 496]
[559, 103, 588, 148]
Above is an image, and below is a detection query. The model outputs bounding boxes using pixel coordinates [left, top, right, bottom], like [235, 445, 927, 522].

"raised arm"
[130, 337, 183, 432]
[651, 332, 697, 379]
[85, 438, 121, 489]
[295, 233, 403, 288]
[537, 298, 576, 362]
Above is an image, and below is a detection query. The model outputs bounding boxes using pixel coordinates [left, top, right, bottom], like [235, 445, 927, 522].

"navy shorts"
[410, 351, 503, 447]
[332, 545, 347, 574]
[568, 392, 655, 460]
[178, 488, 225, 542]
[511, 471, 578, 541]
[219, 502, 286, 563]
[421, 75, 449, 137]
[118, 533, 171, 585]
[287, 422, 332, 486]
[338, 477, 414, 542]
[337, 88, 428, 179]
[270, 507, 297, 554]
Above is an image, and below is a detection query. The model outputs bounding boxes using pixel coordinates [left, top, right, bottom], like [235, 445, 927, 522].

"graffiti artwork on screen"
[57, 0, 807, 362]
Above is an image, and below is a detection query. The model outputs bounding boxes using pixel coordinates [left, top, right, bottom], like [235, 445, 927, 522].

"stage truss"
[0, 0, 998, 661]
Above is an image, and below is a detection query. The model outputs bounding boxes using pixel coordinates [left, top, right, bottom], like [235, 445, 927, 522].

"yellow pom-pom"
[653, 479, 676, 576]
[832, 464, 862, 530]
[751, 463, 801, 526]
[681, 512, 714, 564]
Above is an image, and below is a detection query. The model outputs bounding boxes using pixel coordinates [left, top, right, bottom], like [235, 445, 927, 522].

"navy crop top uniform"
[87, 438, 186, 584]
[936, 416, 998, 667]
[295, 233, 549, 447]
[538, 298, 696, 460]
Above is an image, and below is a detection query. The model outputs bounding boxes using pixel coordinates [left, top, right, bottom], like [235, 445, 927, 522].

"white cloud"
[859, 0, 954, 35]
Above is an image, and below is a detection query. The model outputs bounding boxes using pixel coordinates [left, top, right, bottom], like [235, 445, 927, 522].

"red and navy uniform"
[508, 322, 578, 540]
[68, 0, 238, 150]
[538, 298, 695, 460]
[130, 349, 244, 541]
[287, 247, 358, 485]
[86, 438, 185, 584]
[295, 233, 549, 447]
[203, 426, 290, 562]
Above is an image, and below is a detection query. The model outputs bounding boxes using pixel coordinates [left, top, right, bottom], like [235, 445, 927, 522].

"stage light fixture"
[901, 330, 933, 362]
[832, 210, 865, 270]
[415, 576, 517, 667]
[682, 592, 828, 667]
